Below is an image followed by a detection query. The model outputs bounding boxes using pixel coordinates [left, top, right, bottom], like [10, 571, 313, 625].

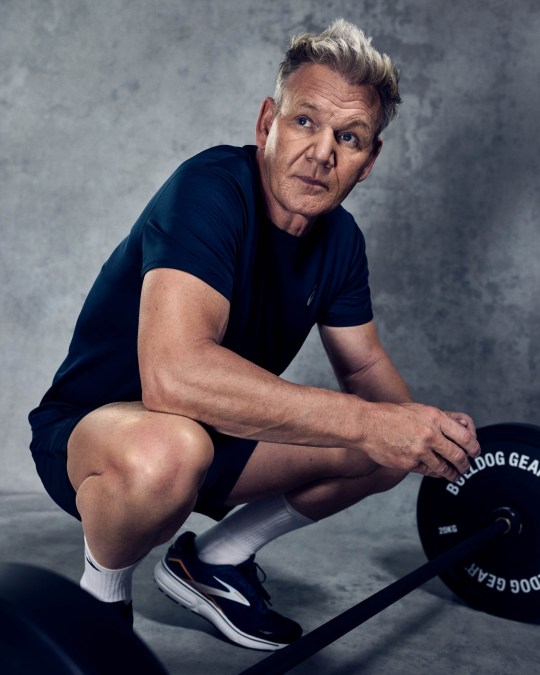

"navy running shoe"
[153, 531, 302, 650]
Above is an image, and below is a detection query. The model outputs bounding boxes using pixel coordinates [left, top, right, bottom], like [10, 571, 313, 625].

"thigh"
[225, 441, 380, 506]
[66, 401, 212, 491]
[68, 403, 260, 521]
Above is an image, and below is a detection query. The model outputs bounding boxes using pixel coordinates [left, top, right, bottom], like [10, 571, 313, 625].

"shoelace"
[239, 558, 272, 605]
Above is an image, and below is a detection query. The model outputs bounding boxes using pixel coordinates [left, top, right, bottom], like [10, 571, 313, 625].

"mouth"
[296, 176, 328, 190]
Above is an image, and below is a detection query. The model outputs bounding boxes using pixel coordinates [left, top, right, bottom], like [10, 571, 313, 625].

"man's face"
[256, 63, 383, 234]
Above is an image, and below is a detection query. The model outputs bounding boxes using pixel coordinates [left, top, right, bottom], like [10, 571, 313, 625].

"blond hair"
[275, 18, 401, 133]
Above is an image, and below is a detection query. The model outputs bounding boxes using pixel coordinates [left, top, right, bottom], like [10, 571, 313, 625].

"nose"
[306, 127, 336, 168]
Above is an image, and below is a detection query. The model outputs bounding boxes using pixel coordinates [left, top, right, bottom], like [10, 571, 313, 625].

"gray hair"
[274, 18, 401, 134]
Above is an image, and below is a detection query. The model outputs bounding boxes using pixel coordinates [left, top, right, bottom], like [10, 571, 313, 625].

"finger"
[440, 415, 481, 458]
[438, 437, 474, 474]
[444, 411, 468, 427]
[460, 413, 477, 437]
[413, 456, 460, 482]
[444, 411, 478, 438]
[411, 437, 466, 478]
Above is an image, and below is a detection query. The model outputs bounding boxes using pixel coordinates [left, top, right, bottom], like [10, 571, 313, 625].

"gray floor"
[1, 478, 538, 674]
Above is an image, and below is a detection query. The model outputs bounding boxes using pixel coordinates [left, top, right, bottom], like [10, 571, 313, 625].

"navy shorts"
[29, 404, 258, 521]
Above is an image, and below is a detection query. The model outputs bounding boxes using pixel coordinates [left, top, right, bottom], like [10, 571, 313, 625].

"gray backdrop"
[2, 0, 539, 494]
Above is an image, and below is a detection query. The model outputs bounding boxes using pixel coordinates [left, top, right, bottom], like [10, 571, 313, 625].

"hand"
[443, 410, 477, 435]
[360, 402, 481, 482]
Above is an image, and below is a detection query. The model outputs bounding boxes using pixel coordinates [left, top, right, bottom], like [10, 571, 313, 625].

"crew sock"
[80, 538, 141, 604]
[194, 494, 314, 566]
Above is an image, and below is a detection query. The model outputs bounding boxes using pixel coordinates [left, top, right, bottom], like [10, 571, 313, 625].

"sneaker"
[153, 531, 302, 650]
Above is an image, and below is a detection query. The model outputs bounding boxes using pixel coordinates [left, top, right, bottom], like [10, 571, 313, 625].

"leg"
[226, 441, 407, 519]
[194, 442, 405, 565]
[154, 441, 405, 649]
[67, 401, 214, 569]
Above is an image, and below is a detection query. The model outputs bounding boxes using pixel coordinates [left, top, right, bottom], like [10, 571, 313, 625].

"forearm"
[142, 340, 370, 449]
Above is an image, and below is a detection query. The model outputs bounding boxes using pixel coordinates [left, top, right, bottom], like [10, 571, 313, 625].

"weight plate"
[417, 423, 540, 623]
[0, 563, 168, 674]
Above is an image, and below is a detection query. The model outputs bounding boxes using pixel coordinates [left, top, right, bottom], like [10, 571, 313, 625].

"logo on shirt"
[307, 284, 318, 306]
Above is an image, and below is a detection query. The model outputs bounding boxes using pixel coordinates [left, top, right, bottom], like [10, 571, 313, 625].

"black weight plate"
[417, 423, 540, 623]
[0, 563, 168, 675]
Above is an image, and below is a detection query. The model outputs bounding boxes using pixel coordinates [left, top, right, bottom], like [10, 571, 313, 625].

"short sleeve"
[317, 225, 373, 327]
[141, 167, 245, 301]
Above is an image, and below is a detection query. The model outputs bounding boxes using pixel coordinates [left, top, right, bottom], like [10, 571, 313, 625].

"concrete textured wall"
[2, 0, 539, 493]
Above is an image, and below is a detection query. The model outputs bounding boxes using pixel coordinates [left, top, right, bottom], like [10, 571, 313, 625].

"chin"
[287, 196, 335, 219]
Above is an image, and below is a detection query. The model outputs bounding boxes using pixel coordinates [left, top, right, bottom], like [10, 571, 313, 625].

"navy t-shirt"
[30, 145, 372, 428]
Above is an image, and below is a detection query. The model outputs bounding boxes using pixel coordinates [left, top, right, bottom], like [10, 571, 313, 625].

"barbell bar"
[238, 515, 513, 675]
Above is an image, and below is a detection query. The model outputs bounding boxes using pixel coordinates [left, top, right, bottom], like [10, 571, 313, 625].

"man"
[29, 19, 479, 651]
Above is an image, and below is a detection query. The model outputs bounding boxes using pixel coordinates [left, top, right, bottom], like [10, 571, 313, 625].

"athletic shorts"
[29, 404, 258, 521]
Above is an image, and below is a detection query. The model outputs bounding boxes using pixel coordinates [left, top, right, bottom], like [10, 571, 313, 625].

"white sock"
[80, 538, 141, 604]
[195, 494, 314, 566]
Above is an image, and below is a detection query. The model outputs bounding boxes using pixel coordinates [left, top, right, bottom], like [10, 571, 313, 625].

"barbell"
[0, 423, 537, 674]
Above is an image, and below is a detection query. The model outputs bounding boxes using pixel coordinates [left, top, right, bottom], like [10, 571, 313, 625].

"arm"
[320, 320, 477, 469]
[319, 321, 413, 404]
[139, 268, 366, 448]
[139, 268, 479, 479]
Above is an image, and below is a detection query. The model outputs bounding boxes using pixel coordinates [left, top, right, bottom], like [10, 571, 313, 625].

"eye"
[296, 116, 313, 128]
[337, 132, 359, 146]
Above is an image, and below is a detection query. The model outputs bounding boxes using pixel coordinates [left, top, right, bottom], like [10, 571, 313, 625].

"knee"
[341, 463, 407, 501]
[115, 420, 214, 499]
[333, 448, 408, 491]
[370, 467, 408, 494]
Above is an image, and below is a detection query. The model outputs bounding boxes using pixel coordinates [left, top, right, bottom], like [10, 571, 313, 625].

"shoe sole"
[153, 558, 287, 651]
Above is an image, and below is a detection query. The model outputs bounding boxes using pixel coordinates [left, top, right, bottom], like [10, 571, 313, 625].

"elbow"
[140, 371, 171, 413]
[140, 357, 212, 420]
[140, 366, 192, 416]
[141, 381, 166, 413]
[139, 342, 219, 416]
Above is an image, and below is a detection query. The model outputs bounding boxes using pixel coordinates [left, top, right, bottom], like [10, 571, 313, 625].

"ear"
[255, 97, 277, 149]
[357, 136, 383, 183]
